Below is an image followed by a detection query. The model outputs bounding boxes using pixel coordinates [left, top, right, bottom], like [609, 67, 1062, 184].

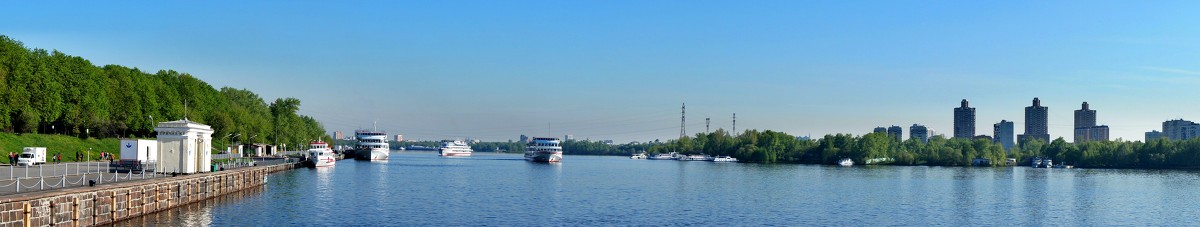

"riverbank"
[0, 133, 122, 163]
[0, 161, 301, 226]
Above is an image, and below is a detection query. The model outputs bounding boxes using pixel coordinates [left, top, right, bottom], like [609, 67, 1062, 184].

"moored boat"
[648, 152, 678, 160]
[630, 152, 647, 159]
[678, 154, 713, 161]
[438, 140, 473, 157]
[525, 137, 563, 162]
[838, 158, 854, 166]
[355, 130, 389, 160]
[307, 140, 336, 167]
[712, 156, 738, 162]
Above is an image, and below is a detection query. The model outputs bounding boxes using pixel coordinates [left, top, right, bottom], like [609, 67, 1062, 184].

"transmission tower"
[733, 113, 737, 136]
[706, 117, 711, 134]
[680, 103, 686, 139]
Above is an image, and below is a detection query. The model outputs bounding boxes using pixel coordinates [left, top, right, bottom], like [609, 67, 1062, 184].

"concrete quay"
[0, 162, 301, 226]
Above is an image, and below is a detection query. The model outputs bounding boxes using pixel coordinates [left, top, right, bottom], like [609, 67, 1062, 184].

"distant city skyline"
[3, 1, 1200, 143]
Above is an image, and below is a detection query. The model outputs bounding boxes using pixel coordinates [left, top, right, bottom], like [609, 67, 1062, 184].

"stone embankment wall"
[0, 163, 299, 227]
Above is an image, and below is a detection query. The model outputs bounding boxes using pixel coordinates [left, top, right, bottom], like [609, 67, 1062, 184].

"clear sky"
[3, 1, 1199, 143]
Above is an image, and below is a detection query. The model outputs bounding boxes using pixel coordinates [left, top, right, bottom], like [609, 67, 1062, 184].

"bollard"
[15, 178, 19, 192]
[23, 203, 30, 227]
[73, 197, 80, 226]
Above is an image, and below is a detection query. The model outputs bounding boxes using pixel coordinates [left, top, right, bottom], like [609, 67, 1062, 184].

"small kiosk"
[155, 119, 214, 174]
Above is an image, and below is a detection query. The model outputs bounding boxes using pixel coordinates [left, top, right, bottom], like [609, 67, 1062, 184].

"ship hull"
[527, 152, 562, 162]
[439, 151, 472, 157]
[355, 148, 390, 160]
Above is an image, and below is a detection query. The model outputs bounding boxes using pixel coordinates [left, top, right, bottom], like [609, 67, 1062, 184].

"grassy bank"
[0, 133, 122, 163]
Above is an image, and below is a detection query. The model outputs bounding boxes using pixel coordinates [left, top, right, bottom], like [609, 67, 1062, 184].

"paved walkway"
[0, 157, 290, 196]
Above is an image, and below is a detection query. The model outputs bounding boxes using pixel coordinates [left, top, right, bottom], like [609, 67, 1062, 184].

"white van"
[18, 147, 47, 166]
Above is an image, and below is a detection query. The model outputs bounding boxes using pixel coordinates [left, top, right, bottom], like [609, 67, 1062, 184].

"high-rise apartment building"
[333, 131, 345, 140]
[1146, 130, 1162, 141]
[887, 125, 903, 142]
[953, 99, 976, 139]
[874, 127, 887, 134]
[1163, 119, 1200, 141]
[993, 120, 1014, 150]
[1073, 102, 1109, 143]
[1019, 97, 1050, 144]
[910, 124, 930, 143]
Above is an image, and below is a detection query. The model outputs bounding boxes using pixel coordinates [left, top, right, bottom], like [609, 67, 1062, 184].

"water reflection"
[114, 185, 265, 227]
[113, 154, 1200, 226]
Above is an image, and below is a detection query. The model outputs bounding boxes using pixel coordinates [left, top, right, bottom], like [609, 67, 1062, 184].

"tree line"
[386, 140, 652, 156]
[0, 35, 330, 150]
[647, 128, 1200, 168]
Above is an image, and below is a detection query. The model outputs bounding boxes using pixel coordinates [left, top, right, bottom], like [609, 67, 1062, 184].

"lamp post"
[249, 135, 258, 156]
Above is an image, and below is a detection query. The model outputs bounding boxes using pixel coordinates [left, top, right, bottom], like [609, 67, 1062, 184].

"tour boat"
[678, 154, 713, 161]
[438, 140, 474, 157]
[712, 156, 738, 162]
[630, 152, 647, 159]
[648, 152, 678, 160]
[524, 137, 563, 162]
[355, 130, 389, 160]
[1031, 157, 1053, 168]
[307, 140, 337, 167]
[838, 158, 854, 166]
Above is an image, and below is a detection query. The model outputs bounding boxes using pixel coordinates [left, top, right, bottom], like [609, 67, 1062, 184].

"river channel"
[114, 151, 1200, 226]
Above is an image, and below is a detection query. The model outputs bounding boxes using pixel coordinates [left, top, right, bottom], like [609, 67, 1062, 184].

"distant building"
[873, 127, 887, 134]
[394, 134, 404, 142]
[1075, 126, 1110, 143]
[333, 131, 344, 140]
[973, 135, 993, 141]
[1146, 130, 1163, 141]
[993, 120, 1014, 150]
[1019, 97, 1050, 144]
[1073, 102, 1109, 143]
[1074, 102, 1097, 129]
[602, 140, 614, 145]
[564, 135, 574, 141]
[910, 124, 930, 143]
[1163, 119, 1200, 141]
[887, 125, 903, 142]
[520, 135, 530, 143]
[953, 99, 976, 139]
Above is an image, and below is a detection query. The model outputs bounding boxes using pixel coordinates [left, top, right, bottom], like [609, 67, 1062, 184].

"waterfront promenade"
[0, 158, 289, 196]
[0, 160, 302, 226]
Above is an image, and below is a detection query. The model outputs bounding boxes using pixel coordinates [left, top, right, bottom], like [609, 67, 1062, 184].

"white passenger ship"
[355, 130, 389, 160]
[307, 140, 337, 167]
[524, 137, 563, 162]
[438, 140, 474, 157]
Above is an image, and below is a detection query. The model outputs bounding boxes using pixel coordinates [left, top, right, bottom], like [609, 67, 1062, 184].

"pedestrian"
[7, 152, 12, 164]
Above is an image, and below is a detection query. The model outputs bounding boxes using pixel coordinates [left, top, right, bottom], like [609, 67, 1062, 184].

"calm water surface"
[116, 151, 1200, 226]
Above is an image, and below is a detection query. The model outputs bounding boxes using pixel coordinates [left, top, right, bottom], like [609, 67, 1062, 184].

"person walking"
[7, 152, 13, 165]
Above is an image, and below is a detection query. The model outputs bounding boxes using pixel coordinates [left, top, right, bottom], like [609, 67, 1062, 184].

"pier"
[0, 161, 302, 226]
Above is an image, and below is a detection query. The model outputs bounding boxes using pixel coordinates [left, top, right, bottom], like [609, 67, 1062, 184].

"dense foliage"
[0, 35, 330, 150]
[648, 128, 1200, 168]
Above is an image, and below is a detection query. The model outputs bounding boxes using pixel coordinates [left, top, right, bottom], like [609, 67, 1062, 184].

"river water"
[115, 151, 1200, 226]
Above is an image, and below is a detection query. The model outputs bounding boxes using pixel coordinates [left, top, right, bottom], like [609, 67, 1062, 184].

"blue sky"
[3, 1, 1199, 142]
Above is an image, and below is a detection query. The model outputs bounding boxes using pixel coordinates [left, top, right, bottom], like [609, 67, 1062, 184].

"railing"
[212, 153, 244, 160]
[0, 162, 162, 195]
